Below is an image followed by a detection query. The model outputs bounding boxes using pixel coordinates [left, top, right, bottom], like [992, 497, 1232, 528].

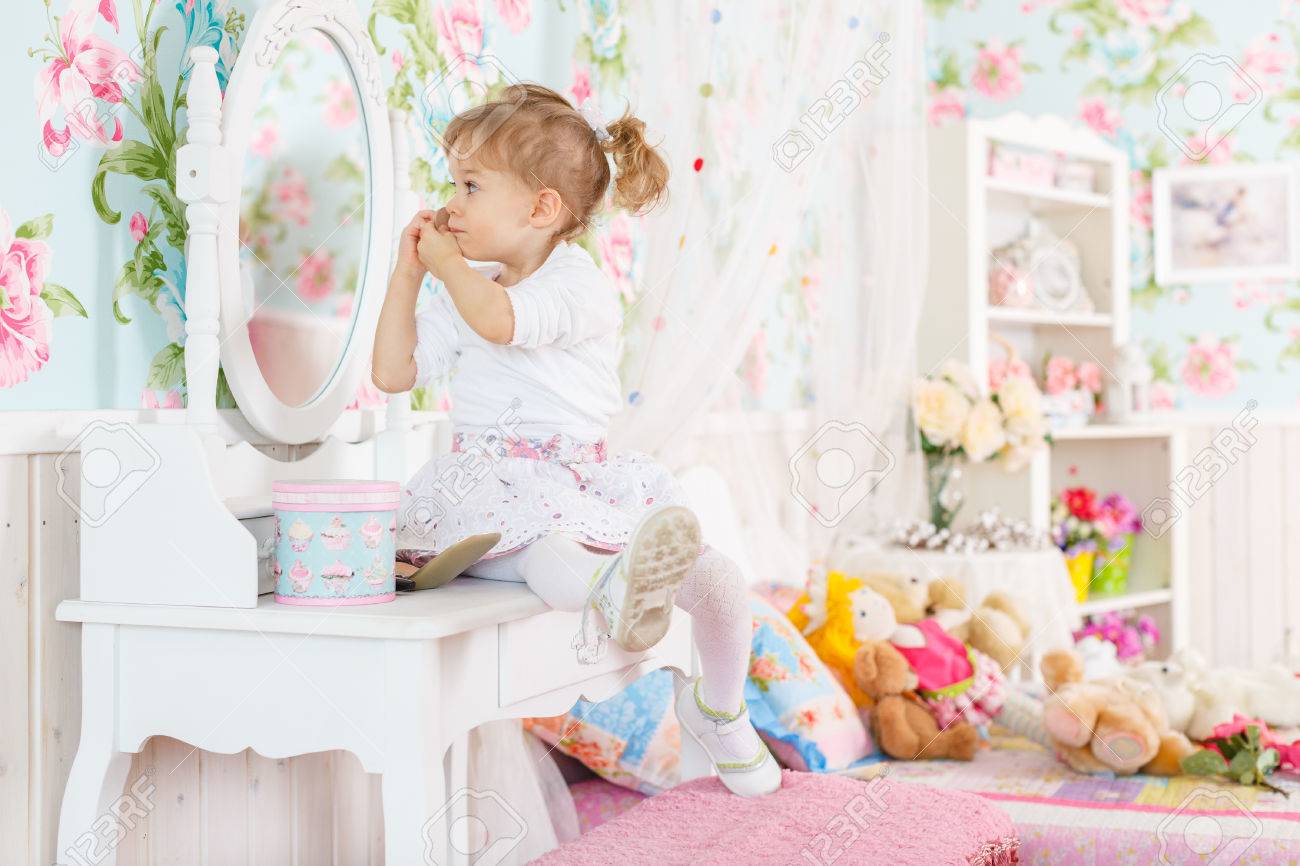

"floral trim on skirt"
[396, 429, 693, 567]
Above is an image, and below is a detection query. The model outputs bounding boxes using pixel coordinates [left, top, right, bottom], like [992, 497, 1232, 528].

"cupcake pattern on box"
[273, 508, 395, 602]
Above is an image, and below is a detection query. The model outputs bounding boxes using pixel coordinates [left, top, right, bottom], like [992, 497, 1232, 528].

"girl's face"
[442, 155, 537, 263]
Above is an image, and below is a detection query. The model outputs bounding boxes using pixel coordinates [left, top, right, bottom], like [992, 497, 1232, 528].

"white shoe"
[675, 677, 782, 797]
[573, 505, 701, 662]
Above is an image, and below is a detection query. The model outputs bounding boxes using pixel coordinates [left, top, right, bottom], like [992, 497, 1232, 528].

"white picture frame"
[1153, 162, 1300, 285]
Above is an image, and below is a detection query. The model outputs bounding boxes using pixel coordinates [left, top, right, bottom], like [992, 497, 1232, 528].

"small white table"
[833, 541, 1081, 679]
[55, 578, 701, 866]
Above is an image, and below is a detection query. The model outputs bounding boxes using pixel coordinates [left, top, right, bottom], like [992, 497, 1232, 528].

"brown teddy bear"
[859, 572, 928, 624]
[853, 639, 979, 761]
[1040, 649, 1195, 776]
[926, 579, 1031, 673]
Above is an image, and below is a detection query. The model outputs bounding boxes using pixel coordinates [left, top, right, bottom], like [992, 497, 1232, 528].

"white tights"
[467, 534, 751, 715]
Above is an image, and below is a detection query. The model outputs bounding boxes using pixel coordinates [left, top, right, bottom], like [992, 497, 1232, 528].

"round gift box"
[271, 479, 400, 606]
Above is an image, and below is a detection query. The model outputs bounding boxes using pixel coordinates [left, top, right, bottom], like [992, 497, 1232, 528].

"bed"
[566, 727, 1300, 864]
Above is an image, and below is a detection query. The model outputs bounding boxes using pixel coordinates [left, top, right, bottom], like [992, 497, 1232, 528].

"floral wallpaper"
[924, 0, 1300, 412]
[1, 0, 635, 411]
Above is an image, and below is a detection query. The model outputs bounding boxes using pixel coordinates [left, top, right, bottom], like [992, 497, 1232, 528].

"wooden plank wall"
[3, 422, 1299, 864]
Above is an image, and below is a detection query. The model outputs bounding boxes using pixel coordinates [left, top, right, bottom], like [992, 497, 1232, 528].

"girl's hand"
[416, 211, 464, 281]
[395, 212, 430, 281]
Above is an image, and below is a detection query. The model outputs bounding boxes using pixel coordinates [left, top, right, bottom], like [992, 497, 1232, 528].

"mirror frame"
[216, 0, 394, 444]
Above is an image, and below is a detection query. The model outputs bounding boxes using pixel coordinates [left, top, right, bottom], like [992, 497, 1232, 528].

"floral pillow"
[523, 668, 680, 796]
[746, 592, 876, 772]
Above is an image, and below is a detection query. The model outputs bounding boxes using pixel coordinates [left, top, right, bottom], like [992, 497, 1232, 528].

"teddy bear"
[1129, 648, 1300, 741]
[1039, 648, 1194, 776]
[853, 638, 979, 761]
[924, 579, 1031, 673]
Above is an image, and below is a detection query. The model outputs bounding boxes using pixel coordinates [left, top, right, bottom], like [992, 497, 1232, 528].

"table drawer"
[498, 609, 690, 707]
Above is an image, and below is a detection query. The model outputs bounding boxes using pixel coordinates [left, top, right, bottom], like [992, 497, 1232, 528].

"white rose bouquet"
[911, 354, 1050, 528]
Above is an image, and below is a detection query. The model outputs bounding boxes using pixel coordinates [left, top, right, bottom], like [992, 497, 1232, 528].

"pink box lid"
[272, 479, 401, 512]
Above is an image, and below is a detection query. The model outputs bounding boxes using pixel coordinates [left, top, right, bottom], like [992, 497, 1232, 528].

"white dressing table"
[53, 5, 704, 863]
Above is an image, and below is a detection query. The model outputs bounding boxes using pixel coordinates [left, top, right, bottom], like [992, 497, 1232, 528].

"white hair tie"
[577, 98, 612, 142]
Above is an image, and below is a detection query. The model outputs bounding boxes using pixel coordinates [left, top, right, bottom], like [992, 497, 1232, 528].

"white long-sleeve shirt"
[411, 241, 624, 441]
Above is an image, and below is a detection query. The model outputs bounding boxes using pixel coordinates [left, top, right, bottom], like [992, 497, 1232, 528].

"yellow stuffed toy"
[786, 570, 891, 709]
[788, 570, 981, 714]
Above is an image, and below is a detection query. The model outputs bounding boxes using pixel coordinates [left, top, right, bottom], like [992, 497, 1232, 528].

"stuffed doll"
[1039, 649, 1194, 776]
[853, 639, 979, 761]
[1131, 648, 1300, 741]
[925, 579, 1031, 673]
[848, 586, 1008, 730]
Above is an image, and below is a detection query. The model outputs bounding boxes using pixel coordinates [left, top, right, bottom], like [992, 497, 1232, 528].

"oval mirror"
[217, 0, 394, 444]
[239, 29, 367, 407]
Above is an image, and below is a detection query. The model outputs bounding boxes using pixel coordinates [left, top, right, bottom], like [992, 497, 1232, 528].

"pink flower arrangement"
[988, 355, 1031, 390]
[1181, 334, 1239, 398]
[1094, 493, 1142, 544]
[1044, 356, 1079, 396]
[1206, 715, 1300, 772]
[1073, 612, 1158, 662]
[971, 41, 1025, 101]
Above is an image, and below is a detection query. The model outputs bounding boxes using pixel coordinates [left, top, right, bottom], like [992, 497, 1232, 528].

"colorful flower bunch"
[911, 359, 1049, 471]
[1050, 485, 1102, 552]
[1072, 611, 1159, 662]
[1052, 486, 1144, 550]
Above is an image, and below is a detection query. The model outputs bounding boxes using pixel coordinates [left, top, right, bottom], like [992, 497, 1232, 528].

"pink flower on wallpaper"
[1116, 0, 1189, 32]
[392, 50, 406, 72]
[129, 211, 148, 243]
[971, 41, 1024, 101]
[35, 5, 142, 155]
[927, 83, 966, 126]
[597, 215, 635, 302]
[1181, 335, 1239, 398]
[435, 0, 485, 80]
[743, 327, 768, 398]
[250, 122, 279, 158]
[1149, 381, 1177, 410]
[273, 166, 313, 227]
[140, 388, 182, 409]
[1130, 169, 1153, 229]
[1234, 32, 1295, 100]
[570, 65, 593, 107]
[1044, 356, 1078, 395]
[495, 0, 532, 34]
[1180, 131, 1233, 165]
[323, 78, 358, 128]
[335, 291, 354, 320]
[295, 250, 335, 302]
[0, 209, 53, 389]
[1078, 97, 1120, 137]
[988, 356, 1031, 390]
[98, 0, 119, 32]
[1231, 281, 1283, 309]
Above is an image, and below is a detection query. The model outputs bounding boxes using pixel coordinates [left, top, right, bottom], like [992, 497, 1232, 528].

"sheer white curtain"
[613, 0, 929, 583]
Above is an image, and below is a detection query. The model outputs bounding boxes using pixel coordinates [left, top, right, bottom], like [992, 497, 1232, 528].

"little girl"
[372, 84, 780, 797]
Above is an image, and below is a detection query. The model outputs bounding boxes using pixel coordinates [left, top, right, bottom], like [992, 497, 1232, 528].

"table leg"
[443, 733, 470, 866]
[56, 624, 135, 866]
[381, 640, 449, 866]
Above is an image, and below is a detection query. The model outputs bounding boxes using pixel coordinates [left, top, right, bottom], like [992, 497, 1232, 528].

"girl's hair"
[442, 83, 669, 241]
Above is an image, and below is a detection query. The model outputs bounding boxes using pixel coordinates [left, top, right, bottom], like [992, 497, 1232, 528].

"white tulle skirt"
[396, 429, 689, 567]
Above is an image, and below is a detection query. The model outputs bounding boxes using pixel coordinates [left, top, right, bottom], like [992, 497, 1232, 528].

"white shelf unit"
[918, 113, 1187, 658]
